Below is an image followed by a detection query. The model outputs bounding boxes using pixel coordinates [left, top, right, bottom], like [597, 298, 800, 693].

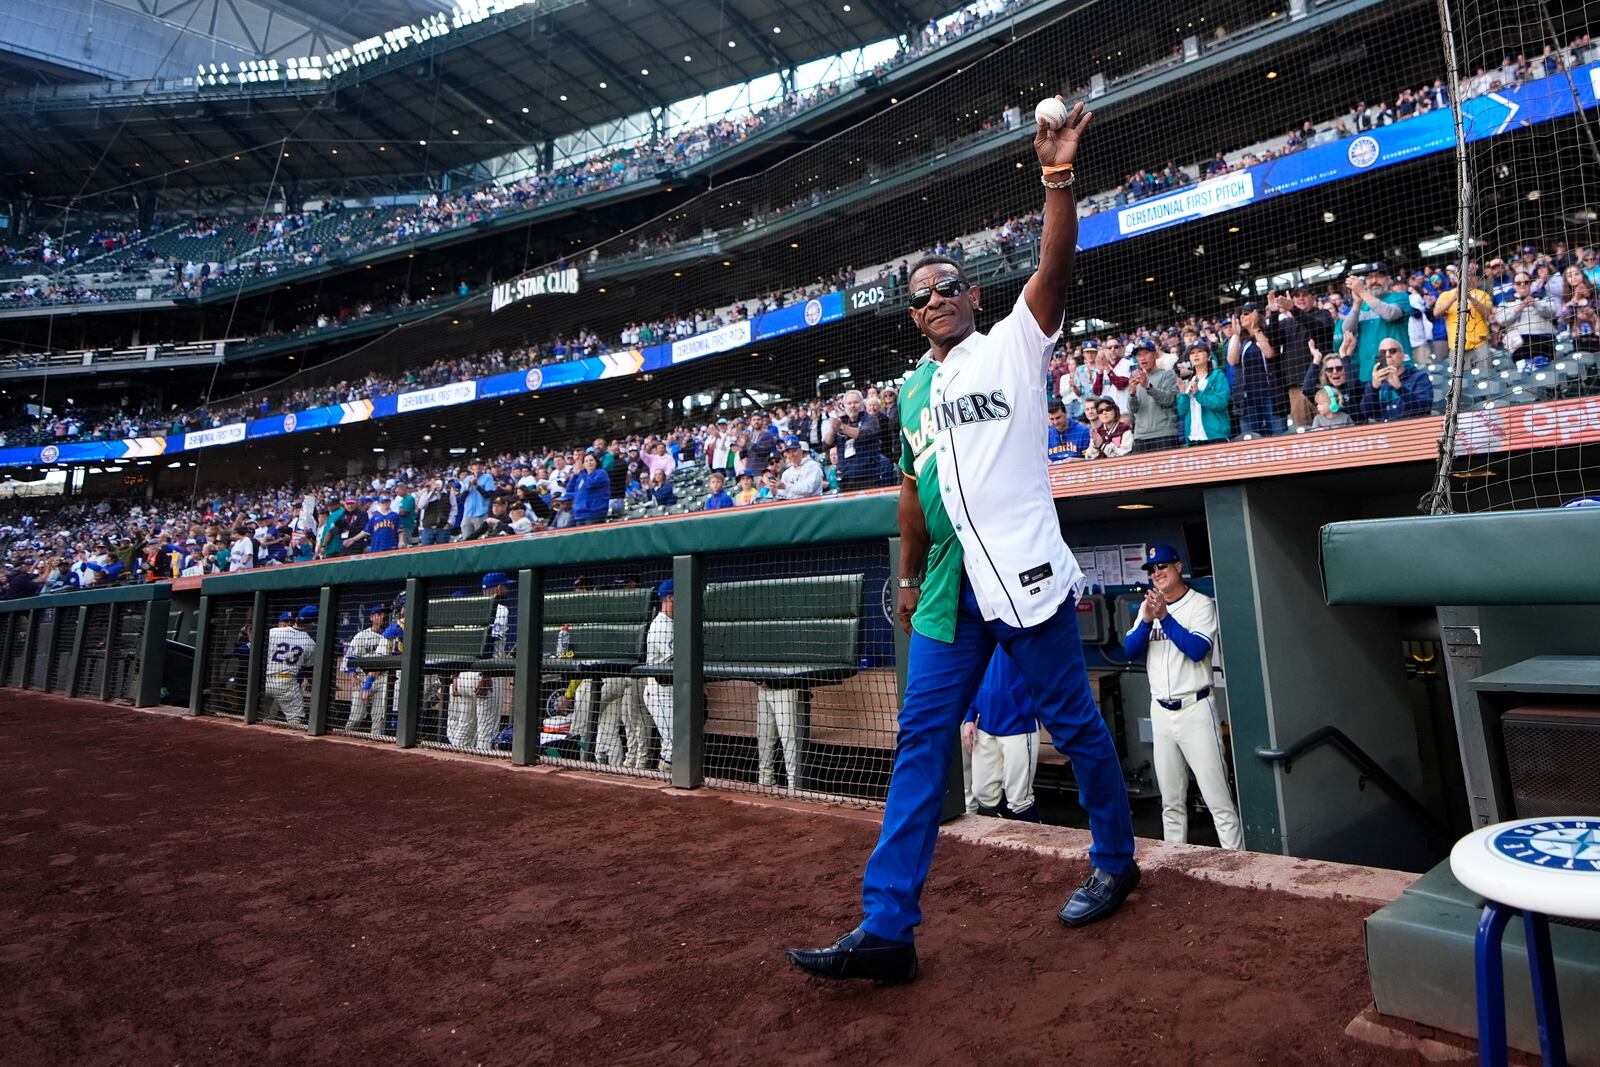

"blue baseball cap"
[1141, 544, 1182, 572]
[367, 602, 390, 617]
[278, 610, 293, 623]
[298, 605, 319, 621]
[657, 579, 674, 598]
[482, 571, 514, 589]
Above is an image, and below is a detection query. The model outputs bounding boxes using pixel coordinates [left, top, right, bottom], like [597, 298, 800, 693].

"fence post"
[96, 604, 119, 703]
[243, 591, 268, 724]
[888, 536, 961, 819]
[188, 595, 212, 716]
[135, 598, 170, 708]
[19, 607, 39, 691]
[395, 577, 426, 749]
[671, 554, 705, 789]
[65, 605, 88, 698]
[511, 568, 543, 767]
[307, 585, 339, 736]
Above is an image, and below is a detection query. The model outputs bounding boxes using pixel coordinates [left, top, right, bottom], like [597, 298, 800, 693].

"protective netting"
[535, 562, 672, 779]
[1436, 0, 1600, 511]
[106, 604, 144, 704]
[416, 574, 516, 758]
[28, 606, 57, 690]
[74, 604, 112, 699]
[6, 611, 28, 687]
[128, 0, 1589, 536]
[45, 606, 73, 694]
[200, 596, 254, 719]
[699, 543, 898, 803]
[326, 581, 408, 742]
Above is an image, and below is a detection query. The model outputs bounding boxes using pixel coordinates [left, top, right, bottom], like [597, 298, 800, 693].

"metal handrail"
[1255, 726, 1451, 844]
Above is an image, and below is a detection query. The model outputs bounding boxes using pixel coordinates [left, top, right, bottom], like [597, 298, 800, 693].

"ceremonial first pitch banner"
[1078, 62, 1600, 249]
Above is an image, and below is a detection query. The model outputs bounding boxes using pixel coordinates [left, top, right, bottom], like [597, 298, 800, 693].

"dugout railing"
[0, 583, 171, 706]
[0, 494, 956, 811]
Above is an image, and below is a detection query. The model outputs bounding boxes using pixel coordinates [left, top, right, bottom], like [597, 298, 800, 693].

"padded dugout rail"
[1320, 510, 1600, 606]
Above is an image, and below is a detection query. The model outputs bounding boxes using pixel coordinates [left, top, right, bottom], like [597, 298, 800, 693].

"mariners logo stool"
[1449, 817, 1600, 1066]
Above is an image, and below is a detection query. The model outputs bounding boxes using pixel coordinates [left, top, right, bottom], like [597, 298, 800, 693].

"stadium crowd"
[6, 228, 1600, 597]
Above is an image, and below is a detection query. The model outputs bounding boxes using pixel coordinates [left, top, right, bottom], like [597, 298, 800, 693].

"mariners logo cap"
[298, 605, 319, 620]
[1141, 544, 1182, 572]
[367, 602, 390, 616]
[481, 571, 514, 589]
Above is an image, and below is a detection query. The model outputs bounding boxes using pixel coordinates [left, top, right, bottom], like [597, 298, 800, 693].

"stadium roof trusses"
[0, 0, 958, 203]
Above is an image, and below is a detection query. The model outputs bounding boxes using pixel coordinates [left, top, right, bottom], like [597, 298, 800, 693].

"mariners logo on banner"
[284, 412, 297, 432]
[40, 445, 59, 464]
[526, 368, 543, 392]
[804, 298, 824, 326]
[1347, 135, 1380, 169]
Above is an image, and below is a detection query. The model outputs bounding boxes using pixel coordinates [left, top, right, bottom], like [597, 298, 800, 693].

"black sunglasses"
[909, 277, 966, 310]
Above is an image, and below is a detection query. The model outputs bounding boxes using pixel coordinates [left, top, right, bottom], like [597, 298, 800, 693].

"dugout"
[0, 457, 1469, 874]
[1050, 456, 1467, 871]
[1320, 506, 1600, 1060]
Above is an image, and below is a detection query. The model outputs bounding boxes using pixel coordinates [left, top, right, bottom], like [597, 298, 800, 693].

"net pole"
[1428, 0, 1475, 516]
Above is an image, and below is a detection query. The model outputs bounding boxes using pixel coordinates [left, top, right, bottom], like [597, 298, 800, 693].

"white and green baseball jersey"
[899, 290, 1086, 642]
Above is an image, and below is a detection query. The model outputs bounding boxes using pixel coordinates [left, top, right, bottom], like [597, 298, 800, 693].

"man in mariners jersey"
[788, 96, 1137, 984]
[342, 603, 392, 737]
[1124, 544, 1243, 850]
[263, 605, 318, 725]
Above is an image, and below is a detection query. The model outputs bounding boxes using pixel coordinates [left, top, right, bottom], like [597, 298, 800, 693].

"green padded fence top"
[542, 589, 654, 625]
[1321, 510, 1600, 606]
[704, 575, 864, 622]
[0, 582, 168, 614]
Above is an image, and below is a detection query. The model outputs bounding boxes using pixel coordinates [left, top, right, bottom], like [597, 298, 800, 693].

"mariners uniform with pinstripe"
[787, 95, 1137, 984]
[263, 606, 318, 725]
[1123, 544, 1244, 850]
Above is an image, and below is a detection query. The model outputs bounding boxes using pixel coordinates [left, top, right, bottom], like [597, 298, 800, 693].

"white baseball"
[1035, 97, 1070, 130]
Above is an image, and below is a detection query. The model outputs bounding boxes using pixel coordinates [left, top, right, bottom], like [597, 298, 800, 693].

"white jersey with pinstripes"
[1129, 588, 1217, 702]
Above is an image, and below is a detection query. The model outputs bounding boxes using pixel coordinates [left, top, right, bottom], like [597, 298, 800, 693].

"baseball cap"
[1365, 261, 1390, 275]
[367, 602, 390, 616]
[1241, 301, 1265, 313]
[298, 605, 319, 621]
[1081, 339, 1099, 351]
[1133, 337, 1158, 352]
[783, 436, 804, 451]
[342, 494, 358, 504]
[657, 579, 674, 599]
[1141, 544, 1183, 572]
[481, 571, 514, 589]
[278, 610, 293, 623]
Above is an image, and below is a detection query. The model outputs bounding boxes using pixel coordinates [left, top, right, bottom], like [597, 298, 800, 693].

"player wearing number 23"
[787, 92, 1137, 985]
[263, 605, 318, 725]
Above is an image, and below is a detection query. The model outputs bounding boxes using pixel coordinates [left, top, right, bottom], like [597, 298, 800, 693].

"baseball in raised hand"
[1034, 96, 1092, 169]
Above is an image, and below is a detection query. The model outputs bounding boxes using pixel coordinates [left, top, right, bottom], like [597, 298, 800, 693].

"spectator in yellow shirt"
[1432, 270, 1495, 373]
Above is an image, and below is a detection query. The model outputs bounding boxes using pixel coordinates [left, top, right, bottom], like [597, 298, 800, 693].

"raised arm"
[1023, 98, 1092, 336]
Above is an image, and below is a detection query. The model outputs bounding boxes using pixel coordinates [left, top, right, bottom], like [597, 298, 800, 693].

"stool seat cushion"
[1449, 818, 1600, 920]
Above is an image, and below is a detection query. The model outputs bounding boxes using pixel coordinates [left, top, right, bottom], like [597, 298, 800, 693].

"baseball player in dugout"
[787, 93, 1138, 985]
[1124, 545, 1245, 850]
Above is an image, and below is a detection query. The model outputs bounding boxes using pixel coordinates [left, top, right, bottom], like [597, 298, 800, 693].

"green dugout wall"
[3, 480, 1456, 865]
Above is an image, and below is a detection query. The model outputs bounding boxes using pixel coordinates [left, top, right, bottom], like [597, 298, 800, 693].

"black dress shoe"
[1057, 863, 1141, 928]
[786, 925, 918, 983]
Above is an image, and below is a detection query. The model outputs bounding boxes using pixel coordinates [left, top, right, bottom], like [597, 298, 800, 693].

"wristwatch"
[897, 577, 922, 590]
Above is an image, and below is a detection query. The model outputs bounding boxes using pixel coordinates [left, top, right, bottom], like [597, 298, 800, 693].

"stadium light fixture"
[598, 81, 607, 88]
[419, 139, 428, 145]
[559, 94, 567, 101]
[843, 3, 851, 9]
[773, 26, 781, 33]
[1323, 211, 1336, 223]
[641, 68, 649, 75]
[728, 40, 736, 47]
[1227, 226, 1241, 233]
[485, 118, 494, 124]
[521, 106, 529, 112]
[684, 55, 692, 62]
[1363, 232, 1376, 240]
[1266, 71, 1278, 79]
[451, 128, 460, 135]
[1117, 502, 1157, 511]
